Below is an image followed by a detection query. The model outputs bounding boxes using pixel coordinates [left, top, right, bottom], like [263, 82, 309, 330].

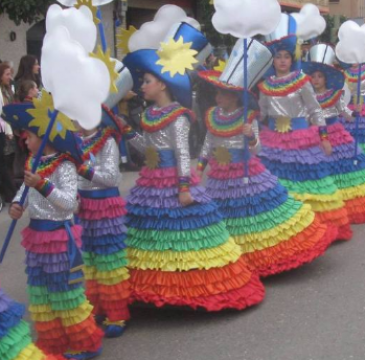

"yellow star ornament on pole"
[156, 36, 198, 77]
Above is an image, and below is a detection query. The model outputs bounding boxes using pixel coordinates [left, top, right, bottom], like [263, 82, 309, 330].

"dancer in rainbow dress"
[340, 64, 365, 153]
[196, 38, 334, 277]
[258, 14, 351, 241]
[0, 284, 67, 360]
[120, 24, 265, 310]
[302, 44, 365, 224]
[76, 107, 131, 338]
[3, 96, 103, 360]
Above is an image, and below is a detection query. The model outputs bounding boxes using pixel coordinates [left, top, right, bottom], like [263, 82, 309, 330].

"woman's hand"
[321, 139, 333, 156]
[9, 203, 24, 220]
[24, 171, 41, 188]
[179, 191, 194, 207]
[242, 124, 254, 137]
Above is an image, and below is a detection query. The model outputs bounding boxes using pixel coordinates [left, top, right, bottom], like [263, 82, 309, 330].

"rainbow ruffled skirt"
[205, 149, 335, 276]
[22, 220, 103, 355]
[325, 118, 365, 223]
[126, 149, 265, 311]
[259, 118, 352, 241]
[0, 287, 66, 360]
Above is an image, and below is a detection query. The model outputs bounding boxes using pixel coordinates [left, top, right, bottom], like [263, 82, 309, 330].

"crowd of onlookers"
[0, 55, 42, 210]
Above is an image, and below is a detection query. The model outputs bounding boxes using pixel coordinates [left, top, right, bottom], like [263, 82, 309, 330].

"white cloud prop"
[57, 0, 113, 6]
[212, 0, 281, 38]
[128, 4, 200, 52]
[292, 4, 326, 41]
[41, 26, 110, 129]
[336, 21, 365, 64]
[46, 4, 97, 53]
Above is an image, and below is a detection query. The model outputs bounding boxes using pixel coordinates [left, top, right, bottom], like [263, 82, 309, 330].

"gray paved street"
[1, 171, 365, 360]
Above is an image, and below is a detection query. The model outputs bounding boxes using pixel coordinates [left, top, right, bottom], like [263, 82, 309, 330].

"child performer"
[303, 44, 365, 224]
[258, 15, 351, 241]
[196, 39, 334, 277]
[76, 110, 130, 338]
[3, 97, 103, 360]
[120, 26, 265, 310]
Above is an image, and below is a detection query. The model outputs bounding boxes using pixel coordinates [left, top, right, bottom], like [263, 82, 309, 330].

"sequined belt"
[268, 117, 308, 133]
[78, 187, 120, 199]
[213, 148, 251, 165]
[144, 148, 176, 169]
[326, 116, 339, 126]
[29, 219, 83, 285]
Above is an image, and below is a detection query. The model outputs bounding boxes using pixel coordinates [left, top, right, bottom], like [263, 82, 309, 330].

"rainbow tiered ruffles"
[78, 189, 131, 324]
[325, 119, 365, 223]
[205, 149, 335, 276]
[259, 119, 352, 241]
[22, 221, 103, 355]
[126, 149, 265, 311]
[0, 287, 66, 360]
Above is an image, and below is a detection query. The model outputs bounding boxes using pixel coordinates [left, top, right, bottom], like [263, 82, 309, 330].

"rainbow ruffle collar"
[345, 65, 365, 83]
[316, 89, 343, 109]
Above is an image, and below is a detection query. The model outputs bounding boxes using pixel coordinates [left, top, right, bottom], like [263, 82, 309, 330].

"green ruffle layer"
[279, 176, 338, 195]
[83, 250, 128, 272]
[0, 321, 31, 360]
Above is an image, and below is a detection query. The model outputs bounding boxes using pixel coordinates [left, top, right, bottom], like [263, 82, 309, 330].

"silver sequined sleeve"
[47, 161, 78, 212]
[170, 115, 191, 177]
[250, 119, 261, 155]
[90, 137, 121, 188]
[258, 93, 269, 121]
[199, 131, 214, 160]
[12, 183, 28, 209]
[128, 132, 147, 153]
[337, 95, 354, 121]
[300, 82, 326, 126]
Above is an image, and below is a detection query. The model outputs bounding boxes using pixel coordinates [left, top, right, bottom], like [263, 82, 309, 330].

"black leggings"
[0, 132, 17, 202]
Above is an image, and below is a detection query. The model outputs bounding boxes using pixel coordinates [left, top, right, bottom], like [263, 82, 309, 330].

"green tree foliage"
[0, 0, 56, 25]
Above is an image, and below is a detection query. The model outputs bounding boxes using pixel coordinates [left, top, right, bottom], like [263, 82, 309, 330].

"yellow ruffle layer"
[83, 266, 130, 285]
[127, 238, 242, 271]
[233, 203, 315, 253]
[290, 190, 345, 212]
[339, 183, 365, 201]
[13, 344, 45, 360]
[29, 300, 93, 326]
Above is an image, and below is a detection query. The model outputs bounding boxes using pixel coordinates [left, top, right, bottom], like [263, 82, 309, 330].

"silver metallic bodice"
[129, 114, 191, 177]
[78, 135, 121, 191]
[13, 158, 78, 221]
[347, 79, 365, 97]
[259, 72, 326, 126]
[318, 92, 353, 121]
[200, 109, 261, 160]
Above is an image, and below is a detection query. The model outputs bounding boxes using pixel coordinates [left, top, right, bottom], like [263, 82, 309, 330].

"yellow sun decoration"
[27, 90, 76, 142]
[156, 36, 198, 77]
[116, 26, 137, 55]
[275, 116, 292, 133]
[145, 147, 160, 169]
[214, 147, 232, 165]
[214, 59, 227, 72]
[75, 0, 100, 24]
[90, 46, 119, 93]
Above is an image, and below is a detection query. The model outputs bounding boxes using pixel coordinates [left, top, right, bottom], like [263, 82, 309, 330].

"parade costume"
[258, 15, 350, 241]
[3, 100, 103, 359]
[197, 39, 333, 277]
[0, 285, 67, 360]
[121, 24, 265, 310]
[341, 65, 365, 153]
[77, 121, 130, 338]
[303, 44, 365, 224]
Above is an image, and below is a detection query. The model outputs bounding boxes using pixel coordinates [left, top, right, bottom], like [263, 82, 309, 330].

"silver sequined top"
[78, 134, 121, 191]
[259, 72, 326, 126]
[347, 79, 365, 97]
[317, 91, 354, 121]
[129, 112, 191, 177]
[200, 108, 261, 160]
[13, 156, 78, 221]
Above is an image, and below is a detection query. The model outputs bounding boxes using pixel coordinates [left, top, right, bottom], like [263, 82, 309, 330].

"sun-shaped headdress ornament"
[117, 26, 137, 55]
[27, 90, 76, 141]
[75, 0, 100, 24]
[214, 59, 226, 72]
[156, 36, 198, 77]
[90, 46, 119, 93]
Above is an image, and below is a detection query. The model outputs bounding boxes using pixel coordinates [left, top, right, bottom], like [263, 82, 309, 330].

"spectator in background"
[0, 63, 17, 203]
[14, 55, 41, 92]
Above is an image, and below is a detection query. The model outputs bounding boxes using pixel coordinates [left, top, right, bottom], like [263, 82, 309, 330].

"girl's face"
[311, 71, 326, 91]
[141, 73, 166, 102]
[28, 85, 39, 99]
[33, 60, 40, 75]
[1, 68, 12, 86]
[215, 89, 239, 111]
[25, 131, 42, 154]
[273, 50, 292, 74]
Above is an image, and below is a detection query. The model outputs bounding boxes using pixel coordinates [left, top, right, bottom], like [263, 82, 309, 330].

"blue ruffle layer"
[82, 233, 127, 255]
[0, 302, 25, 338]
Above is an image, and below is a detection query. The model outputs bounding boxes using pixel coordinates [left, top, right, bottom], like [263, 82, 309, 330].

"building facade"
[280, 0, 329, 13]
[330, 0, 365, 19]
